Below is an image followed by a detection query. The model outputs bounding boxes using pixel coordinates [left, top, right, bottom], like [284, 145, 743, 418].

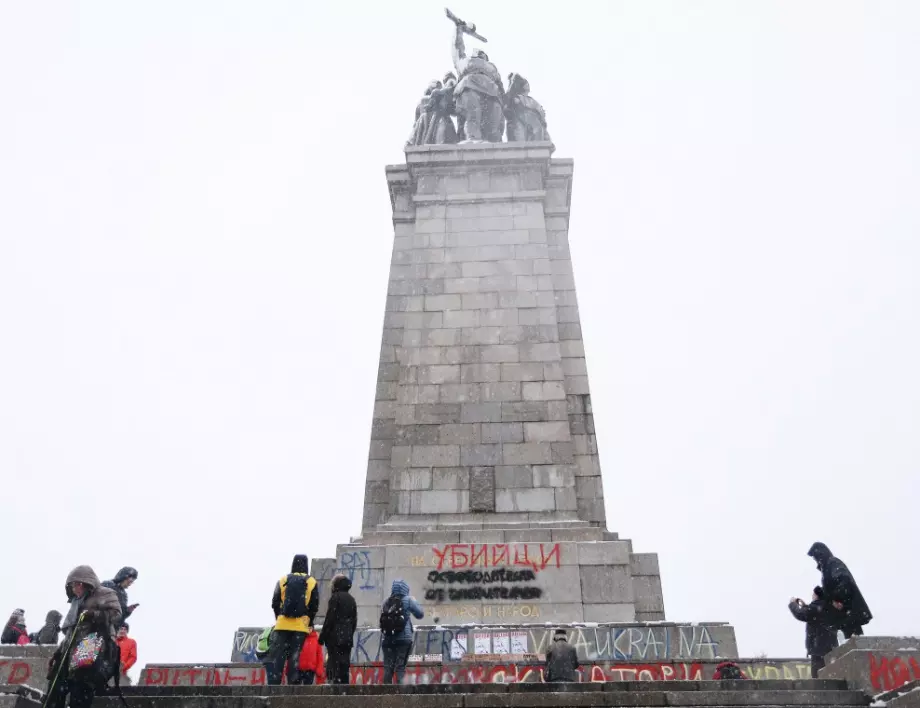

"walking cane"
[41, 612, 86, 708]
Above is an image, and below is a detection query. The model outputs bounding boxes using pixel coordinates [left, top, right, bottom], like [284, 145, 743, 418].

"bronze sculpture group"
[407, 10, 550, 146]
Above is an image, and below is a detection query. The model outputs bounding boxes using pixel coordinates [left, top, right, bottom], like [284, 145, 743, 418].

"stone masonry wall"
[362, 143, 607, 533]
[230, 622, 737, 664]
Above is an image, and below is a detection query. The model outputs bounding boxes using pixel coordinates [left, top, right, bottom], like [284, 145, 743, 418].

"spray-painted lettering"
[431, 544, 562, 573]
[0, 660, 33, 685]
[869, 653, 920, 693]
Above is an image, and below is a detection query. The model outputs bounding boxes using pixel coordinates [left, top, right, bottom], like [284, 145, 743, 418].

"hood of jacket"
[112, 567, 138, 584]
[391, 579, 410, 597]
[808, 542, 833, 566]
[332, 574, 353, 592]
[66, 565, 101, 599]
[291, 554, 309, 574]
[44, 610, 62, 626]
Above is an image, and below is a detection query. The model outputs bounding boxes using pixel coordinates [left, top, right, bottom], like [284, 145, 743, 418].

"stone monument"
[343, 138, 667, 627]
[234, 10, 738, 667]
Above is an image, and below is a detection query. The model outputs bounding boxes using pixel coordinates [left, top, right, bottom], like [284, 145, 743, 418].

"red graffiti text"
[349, 661, 705, 685]
[869, 653, 920, 693]
[143, 666, 266, 687]
[432, 544, 562, 573]
[0, 661, 32, 685]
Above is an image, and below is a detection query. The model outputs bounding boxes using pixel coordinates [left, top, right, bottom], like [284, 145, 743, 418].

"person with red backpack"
[712, 661, 747, 680]
[297, 629, 326, 685]
[379, 579, 423, 685]
[2, 609, 29, 645]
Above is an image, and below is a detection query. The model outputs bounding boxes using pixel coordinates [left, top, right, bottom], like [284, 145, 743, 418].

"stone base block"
[0, 647, 56, 688]
[0, 657, 46, 689]
[820, 643, 920, 695]
[308, 536, 665, 629]
[231, 621, 737, 665]
[825, 636, 920, 664]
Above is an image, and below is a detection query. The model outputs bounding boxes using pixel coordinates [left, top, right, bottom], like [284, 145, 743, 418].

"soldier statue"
[504, 73, 550, 143]
[448, 12, 504, 142]
[407, 80, 442, 147]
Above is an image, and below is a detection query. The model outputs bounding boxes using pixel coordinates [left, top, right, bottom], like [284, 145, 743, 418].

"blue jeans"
[382, 641, 412, 684]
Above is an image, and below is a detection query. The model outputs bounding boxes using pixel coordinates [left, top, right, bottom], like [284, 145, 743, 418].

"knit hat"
[291, 554, 309, 574]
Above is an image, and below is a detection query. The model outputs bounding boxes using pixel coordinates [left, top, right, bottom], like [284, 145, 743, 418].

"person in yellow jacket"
[269, 554, 318, 685]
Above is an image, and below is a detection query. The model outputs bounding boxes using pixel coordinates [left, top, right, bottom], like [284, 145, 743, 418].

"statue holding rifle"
[445, 8, 504, 143]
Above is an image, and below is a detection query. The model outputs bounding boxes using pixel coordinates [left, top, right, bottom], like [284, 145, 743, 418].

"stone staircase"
[89, 680, 870, 708]
[876, 681, 920, 708]
[0, 686, 42, 708]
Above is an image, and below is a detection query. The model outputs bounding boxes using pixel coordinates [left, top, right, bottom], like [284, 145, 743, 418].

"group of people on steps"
[1, 541, 873, 708]
[256, 554, 424, 685]
[257, 542, 873, 686]
[2, 566, 141, 708]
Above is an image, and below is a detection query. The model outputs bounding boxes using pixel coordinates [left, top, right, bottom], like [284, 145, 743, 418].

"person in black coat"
[318, 574, 357, 685]
[545, 629, 579, 683]
[789, 587, 839, 678]
[102, 567, 139, 626]
[808, 542, 872, 639]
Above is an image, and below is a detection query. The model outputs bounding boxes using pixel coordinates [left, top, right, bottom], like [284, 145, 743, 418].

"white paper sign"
[473, 632, 492, 655]
[493, 632, 510, 655]
[449, 633, 467, 660]
[510, 631, 528, 654]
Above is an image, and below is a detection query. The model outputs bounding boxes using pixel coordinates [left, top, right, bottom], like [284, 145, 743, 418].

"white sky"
[1, 0, 918, 671]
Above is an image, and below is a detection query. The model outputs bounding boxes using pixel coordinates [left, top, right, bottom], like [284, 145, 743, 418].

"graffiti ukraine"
[233, 624, 723, 664]
[350, 625, 720, 664]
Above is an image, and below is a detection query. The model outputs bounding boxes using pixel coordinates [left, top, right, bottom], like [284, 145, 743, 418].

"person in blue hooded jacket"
[379, 579, 423, 685]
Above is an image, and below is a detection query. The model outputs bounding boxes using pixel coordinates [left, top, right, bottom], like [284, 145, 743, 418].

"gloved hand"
[47, 650, 60, 676]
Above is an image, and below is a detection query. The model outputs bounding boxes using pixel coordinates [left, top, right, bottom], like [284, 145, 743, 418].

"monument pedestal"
[298, 143, 735, 661]
[314, 535, 663, 628]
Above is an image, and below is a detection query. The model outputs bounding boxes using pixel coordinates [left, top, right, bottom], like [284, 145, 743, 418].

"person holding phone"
[789, 587, 838, 678]
[102, 567, 139, 626]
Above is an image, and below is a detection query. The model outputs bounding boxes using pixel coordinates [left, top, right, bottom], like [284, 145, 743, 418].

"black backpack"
[280, 574, 308, 618]
[379, 594, 408, 637]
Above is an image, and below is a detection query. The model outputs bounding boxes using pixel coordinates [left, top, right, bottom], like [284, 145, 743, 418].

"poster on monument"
[449, 632, 467, 660]
[493, 632, 510, 655]
[472, 632, 491, 655]
[510, 631, 528, 654]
